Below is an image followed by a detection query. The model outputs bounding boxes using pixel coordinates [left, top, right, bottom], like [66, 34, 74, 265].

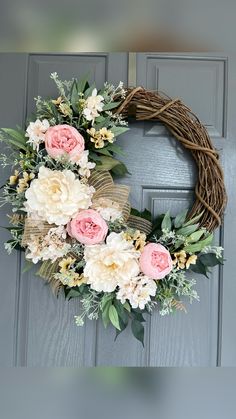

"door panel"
[0, 54, 28, 367]
[0, 52, 234, 366]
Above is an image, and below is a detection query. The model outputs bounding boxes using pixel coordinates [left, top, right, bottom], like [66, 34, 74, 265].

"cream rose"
[84, 232, 140, 292]
[24, 166, 94, 225]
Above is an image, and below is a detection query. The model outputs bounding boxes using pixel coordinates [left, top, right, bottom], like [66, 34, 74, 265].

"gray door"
[0, 52, 235, 366]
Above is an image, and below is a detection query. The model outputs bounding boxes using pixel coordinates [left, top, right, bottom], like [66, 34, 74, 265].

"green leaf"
[111, 161, 129, 177]
[182, 211, 204, 227]
[199, 253, 223, 267]
[95, 148, 113, 157]
[96, 156, 120, 171]
[131, 310, 146, 323]
[161, 211, 172, 232]
[184, 233, 214, 253]
[84, 83, 96, 99]
[114, 301, 129, 327]
[187, 229, 205, 243]
[70, 80, 79, 113]
[109, 305, 121, 330]
[123, 301, 131, 312]
[177, 224, 199, 237]
[77, 75, 90, 94]
[110, 126, 129, 137]
[147, 214, 165, 240]
[131, 320, 144, 346]
[174, 209, 188, 228]
[66, 289, 81, 299]
[1, 128, 28, 151]
[130, 208, 152, 222]
[106, 143, 126, 156]
[103, 101, 120, 111]
[189, 259, 209, 278]
[22, 260, 34, 274]
[102, 304, 111, 328]
[101, 293, 113, 311]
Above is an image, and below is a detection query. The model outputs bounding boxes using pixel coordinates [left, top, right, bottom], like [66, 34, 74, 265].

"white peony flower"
[25, 119, 49, 150]
[83, 88, 104, 123]
[84, 232, 140, 292]
[24, 166, 94, 225]
[92, 198, 122, 222]
[116, 275, 157, 310]
[77, 150, 96, 177]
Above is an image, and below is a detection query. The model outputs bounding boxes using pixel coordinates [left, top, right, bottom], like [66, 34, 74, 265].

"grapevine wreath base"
[0, 74, 226, 344]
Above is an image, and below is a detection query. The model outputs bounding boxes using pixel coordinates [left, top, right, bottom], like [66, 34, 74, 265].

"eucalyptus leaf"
[184, 233, 214, 253]
[177, 224, 199, 237]
[182, 211, 204, 227]
[174, 209, 188, 228]
[161, 211, 172, 232]
[187, 229, 205, 243]
[103, 101, 120, 111]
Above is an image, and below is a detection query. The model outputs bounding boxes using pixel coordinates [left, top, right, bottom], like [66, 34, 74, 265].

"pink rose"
[67, 209, 108, 245]
[45, 124, 85, 162]
[140, 243, 173, 279]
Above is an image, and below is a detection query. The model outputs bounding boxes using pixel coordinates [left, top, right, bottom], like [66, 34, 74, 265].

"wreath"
[0, 73, 226, 345]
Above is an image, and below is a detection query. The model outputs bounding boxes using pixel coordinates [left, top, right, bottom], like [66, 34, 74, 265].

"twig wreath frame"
[116, 87, 227, 232]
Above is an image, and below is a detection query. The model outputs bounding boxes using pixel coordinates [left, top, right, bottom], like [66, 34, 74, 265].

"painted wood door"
[0, 53, 235, 366]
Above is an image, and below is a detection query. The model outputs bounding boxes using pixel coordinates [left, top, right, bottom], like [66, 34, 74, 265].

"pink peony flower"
[67, 209, 108, 245]
[45, 124, 85, 162]
[139, 243, 173, 279]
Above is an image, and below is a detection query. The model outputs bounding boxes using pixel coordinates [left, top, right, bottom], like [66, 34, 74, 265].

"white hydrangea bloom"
[25, 119, 49, 150]
[92, 198, 122, 222]
[116, 275, 157, 310]
[84, 232, 140, 292]
[26, 225, 71, 264]
[25, 166, 94, 225]
[83, 88, 104, 123]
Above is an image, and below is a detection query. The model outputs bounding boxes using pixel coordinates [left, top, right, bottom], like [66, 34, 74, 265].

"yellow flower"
[87, 127, 114, 148]
[70, 273, 86, 287]
[52, 96, 63, 105]
[99, 127, 114, 143]
[9, 170, 19, 185]
[122, 230, 146, 252]
[186, 254, 197, 269]
[173, 250, 187, 270]
[59, 257, 76, 273]
[59, 102, 72, 117]
[133, 230, 146, 252]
